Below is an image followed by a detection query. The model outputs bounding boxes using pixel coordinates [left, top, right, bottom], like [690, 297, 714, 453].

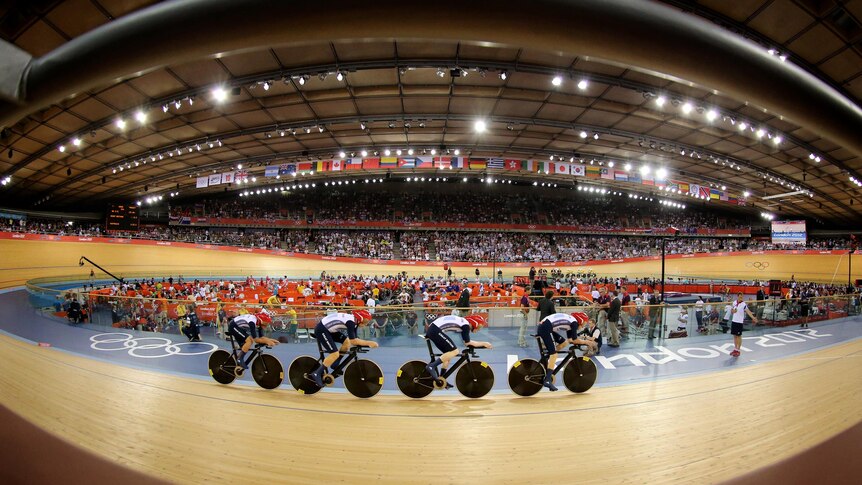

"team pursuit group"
[209, 301, 606, 398]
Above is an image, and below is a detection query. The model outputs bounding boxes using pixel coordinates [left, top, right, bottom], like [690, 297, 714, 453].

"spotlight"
[474, 120, 487, 133]
[407, 148, 414, 156]
[58, 145, 66, 153]
[298, 75, 309, 86]
[384, 149, 391, 156]
[706, 109, 718, 121]
[262, 81, 270, 91]
[162, 105, 169, 113]
[361, 150, 368, 157]
[339, 151, 346, 159]
[72, 138, 82, 147]
[577, 79, 588, 90]
[453, 149, 460, 156]
[552, 75, 563, 86]
[681, 102, 693, 114]
[175, 100, 182, 109]
[336, 72, 344, 82]
[655, 96, 666, 107]
[499, 70, 508, 80]
[211, 87, 228, 102]
[436, 68, 446, 78]
[579, 131, 587, 139]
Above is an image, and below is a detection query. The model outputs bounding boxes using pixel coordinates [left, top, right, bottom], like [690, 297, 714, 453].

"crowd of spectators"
[168, 189, 761, 230]
[4, 215, 854, 262]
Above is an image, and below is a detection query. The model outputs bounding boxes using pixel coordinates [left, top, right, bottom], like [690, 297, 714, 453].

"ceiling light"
[58, 145, 66, 153]
[577, 79, 588, 90]
[656, 167, 668, 179]
[579, 131, 587, 139]
[360, 121, 366, 130]
[339, 151, 346, 159]
[738, 122, 747, 131]
[175, 100, 182, 109]
[608, 161, 614, 168]
[773, 136, 782, 145]
[756, 129, 766, 139]
[624, 163, 632, 171]
[499, 70, 508, 80]
[552, 75, 563, 86]
[262, 81, 270, 91]
[407, 148, 414, 155]
[681, 102, 693, 114]
[162, 104, 169, 113]
[384, 149, 391, 156]
[211, 87, 228, 102]
[593, 133, 599, 140]
[135, 110, 147, 123]
[72, 138, 81, 147]
[361, 150, 368, 157]
[298, 75, 309, 85]
[396, 149, 402, 156]
[655, 96, 666, 107]
[706, 109, 718, 121]
[336, 71, 344, 81]
[474, 120, 487, 133]
[430, 149, 436, 155]
[437, 68, 446, 78]
[454, 149, 460, 156]
[640, 165, 651, 175]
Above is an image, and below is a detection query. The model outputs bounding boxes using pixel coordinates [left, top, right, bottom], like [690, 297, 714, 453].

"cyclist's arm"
[466, 340, 492, 349]
[347, 337, 378, 348]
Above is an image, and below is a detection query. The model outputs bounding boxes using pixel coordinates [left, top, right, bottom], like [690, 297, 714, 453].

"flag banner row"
[238, 157, 745, 205]
[197, 171, 235, 188]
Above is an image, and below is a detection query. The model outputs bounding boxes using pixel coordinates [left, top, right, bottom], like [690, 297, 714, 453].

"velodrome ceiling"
[0, 0, 861, 224]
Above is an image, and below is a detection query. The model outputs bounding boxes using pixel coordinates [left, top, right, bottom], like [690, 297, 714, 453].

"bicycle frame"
[315, 338, 368, 378]
[535, 335, 578, 377]
[425, 338, 477, 379]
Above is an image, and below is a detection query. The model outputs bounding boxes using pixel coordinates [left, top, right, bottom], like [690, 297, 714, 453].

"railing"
[25, 274, 860, 348]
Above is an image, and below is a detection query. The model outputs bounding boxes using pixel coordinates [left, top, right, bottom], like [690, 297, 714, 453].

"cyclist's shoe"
[543, 370, 558, 392]
[310, 365, 326, 387]
[425, 363, 439, 381]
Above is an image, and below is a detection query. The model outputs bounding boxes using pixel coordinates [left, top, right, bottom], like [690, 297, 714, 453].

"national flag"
[539, 161, 552, 174]
[208, 173, 222, 185]
[678, 182, 689, 193]
[434, 157, 452, 169]
[469, 158, 487, 170]
[487, 158, 505, 169]
[571, 164, 586, 177]
[330, 159, 342, 171]
[296, 161, 313, 173]
[699, 186, 710, 198]
[196, 176, 209, 188]
[689, 184, 700, 196]
[363, 157, 380, 169]
[221, 171, 235, 184]
[399, 157, 416, 168]
[613, 170, 628, 181]
[628, 172, 642, 184]
[346, 158, 363, 170]
[520, 160, 538, 172]
[600, 167, 613, 180]
[380, 157, 398, 168]
[554, 162, 571, 175]
[416, 157, 434, 168]
[666, 180, 681, 192]
[710, 188, 721, 200]
[505, 159, 520, 171]
[315, 160, 332, 172]
[235, 170, 248, 182]
[264, 165, 279, 177]
[451, 157, 466, 169]
[641, 172, 654, 185]
[728, 196, 738, 205]
[720, 192, 729, 201]
[279, 164, 295, 175]
[586, 165, 601, 178]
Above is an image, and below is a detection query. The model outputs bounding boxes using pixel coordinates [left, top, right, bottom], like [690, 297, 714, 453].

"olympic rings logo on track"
[745, 261, 770, 270]
[89, 333, 218, 359]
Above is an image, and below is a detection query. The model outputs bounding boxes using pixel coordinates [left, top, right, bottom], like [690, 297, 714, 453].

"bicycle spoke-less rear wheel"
[208, 350, 236, 385]
[344, 360, 384, 399]
[251, 354, 284, 390]
[562, 357, 598, 393]
[396, 360, 435, 399]
[507, 358, 544, 397]
[288, 355, 323, 395]
[455, 361, 495, 399]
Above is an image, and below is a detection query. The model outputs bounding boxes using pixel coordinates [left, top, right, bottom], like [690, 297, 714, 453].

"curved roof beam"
[2, 0, 861, 162]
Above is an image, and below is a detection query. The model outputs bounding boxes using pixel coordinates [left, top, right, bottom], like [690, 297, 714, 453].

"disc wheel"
[562, 357, 598, 393]
[251, 354, 284, 390]
[343, 359, 384, 399]
[455, 361, 495, 399]
[396, 360, 435, 399]
[507, 358, 545, 397]
[288, 355, 323, 395]
[208, 350, 236, 385]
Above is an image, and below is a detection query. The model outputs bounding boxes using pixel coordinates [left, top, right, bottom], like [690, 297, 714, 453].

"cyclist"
[425, 314, 492, 385]
[227, 310, 280, 368]
[537, 312, 596, 391]
[309, 310, 376, 387]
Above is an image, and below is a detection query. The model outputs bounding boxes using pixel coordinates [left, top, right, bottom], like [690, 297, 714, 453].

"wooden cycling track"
[0, 239, 861, 484]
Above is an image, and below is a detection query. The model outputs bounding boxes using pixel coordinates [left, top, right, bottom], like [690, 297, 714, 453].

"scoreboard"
[106, 203, 139, 232]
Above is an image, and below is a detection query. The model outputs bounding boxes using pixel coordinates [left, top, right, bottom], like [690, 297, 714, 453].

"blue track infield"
[1, 287, 860, 396]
